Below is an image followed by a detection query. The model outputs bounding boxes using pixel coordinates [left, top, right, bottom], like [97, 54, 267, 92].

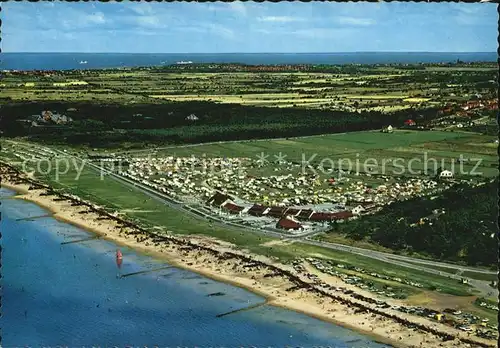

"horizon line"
[4, 51, 497, 54]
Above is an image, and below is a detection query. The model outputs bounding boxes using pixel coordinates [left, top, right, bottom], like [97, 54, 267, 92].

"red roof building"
[310, 212, 337, 221]
[266, 206, 287, 218]
[284, 208, 301, 216]
[404, 119, 416, 126]
[331, 211, 354, 220]
[276, 217, 302, 230]
[206, 192, 231, 207]
[247, 204, 267, 217]
[297, 209, 314, 220]
[222, 202, 245, 214]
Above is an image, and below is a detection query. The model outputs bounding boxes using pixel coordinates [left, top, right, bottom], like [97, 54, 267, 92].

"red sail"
[116, 249, 123, 269]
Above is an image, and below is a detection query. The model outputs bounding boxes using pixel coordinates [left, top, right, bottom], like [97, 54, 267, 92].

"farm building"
[276, 216, 302, 230]
[381, 125, 394, 133]
[439, 170, 454, 179]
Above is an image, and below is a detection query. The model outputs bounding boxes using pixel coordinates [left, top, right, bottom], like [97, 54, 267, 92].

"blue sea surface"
[1, 52, 496, 71]
[1, 188, 391, 347]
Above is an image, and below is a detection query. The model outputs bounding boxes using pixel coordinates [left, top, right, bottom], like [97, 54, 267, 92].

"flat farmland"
[2, 63, 496, 113]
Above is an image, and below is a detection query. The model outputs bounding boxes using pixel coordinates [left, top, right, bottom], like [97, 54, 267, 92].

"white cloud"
[451, 4, 482, 15]
[257, 16, 303, 23]
[86, 12, 106, 24]
[174, 23, 235, 40]
[135, 15, 165, 29]
[127, 3, 156, 16]
[293, 28, 352, 39]
[58, 10, 108, 30]
[336, 16, 374, 26]
[206, 23, 235, 39]
[255, 28, 273, 35]
[204, 1, 248, 17]
[228, 2, 248, 16]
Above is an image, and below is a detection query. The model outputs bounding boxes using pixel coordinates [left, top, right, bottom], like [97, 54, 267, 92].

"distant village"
[17, 110, 74, 127]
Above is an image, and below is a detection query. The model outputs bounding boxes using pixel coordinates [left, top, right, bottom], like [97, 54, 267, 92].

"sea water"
[2, 52, 496, 71]
[1, 188, 390, 347]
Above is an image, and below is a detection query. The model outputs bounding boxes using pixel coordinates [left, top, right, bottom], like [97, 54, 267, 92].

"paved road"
[5, 140, 497, 297]
[304, 238, 496, 275]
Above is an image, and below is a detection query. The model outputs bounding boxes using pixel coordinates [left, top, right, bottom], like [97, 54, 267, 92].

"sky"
[2, 1, 497, 53]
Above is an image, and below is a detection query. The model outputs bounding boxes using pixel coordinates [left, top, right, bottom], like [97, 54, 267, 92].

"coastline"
[1, 180, 496, 348]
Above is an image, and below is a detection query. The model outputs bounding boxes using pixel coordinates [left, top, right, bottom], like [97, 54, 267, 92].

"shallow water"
[1, 188, 390, 347]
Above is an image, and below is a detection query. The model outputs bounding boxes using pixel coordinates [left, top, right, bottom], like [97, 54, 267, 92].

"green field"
[2, 63, 496, 112]
[126, 129, 497, 178]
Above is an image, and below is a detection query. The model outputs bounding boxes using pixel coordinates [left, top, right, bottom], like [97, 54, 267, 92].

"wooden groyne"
[216, 301, 267, 318]
[61, 236, 101, 245]
[15, 214, 52, 221]
[119, 266, 173, 278]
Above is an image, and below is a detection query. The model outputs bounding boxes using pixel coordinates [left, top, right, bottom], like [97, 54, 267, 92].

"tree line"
[329, 180, 497, 267]
[0, 100, 439, 148]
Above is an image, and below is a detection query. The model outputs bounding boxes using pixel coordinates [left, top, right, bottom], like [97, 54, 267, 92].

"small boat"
[79, 61, 88, 64]
[176, 61, 193, 65]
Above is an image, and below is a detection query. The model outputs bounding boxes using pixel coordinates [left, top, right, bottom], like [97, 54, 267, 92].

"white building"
[352, 205, 366, 215]
[186, 114, 199, 121]
[439, 170, 454, 179]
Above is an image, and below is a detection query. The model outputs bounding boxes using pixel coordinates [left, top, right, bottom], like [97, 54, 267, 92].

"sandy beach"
[1, 176, 496, 348]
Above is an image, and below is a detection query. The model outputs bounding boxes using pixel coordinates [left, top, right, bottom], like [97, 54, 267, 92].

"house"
[404, 119, 416, 126]
[284, 207, 301, 217]
[297, 209, 314, 220]
[186, 114, 199, 121]
[331, 211, 354, 221]
[42, 110, 53, 121]
[266, 206, 287, 218]
[352, 205, 366, 215]
[381, 125, 394, 133]
[222, 202, 245, 215]
[310, 212, 337, 221]
[439, 170, 454, 179]
[206, 192, 231, 207]
[247, 204, 267, 217]
[276, 216, 302, 230]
